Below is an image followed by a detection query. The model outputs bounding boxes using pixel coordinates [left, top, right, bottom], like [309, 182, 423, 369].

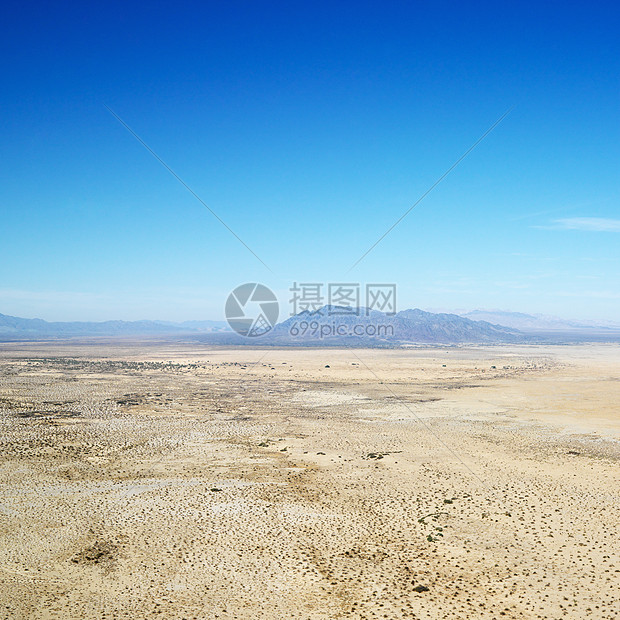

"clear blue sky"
[1, 1, 619, 322]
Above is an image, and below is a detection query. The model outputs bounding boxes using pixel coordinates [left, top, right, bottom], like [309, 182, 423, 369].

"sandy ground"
[0, 342, 618, 619]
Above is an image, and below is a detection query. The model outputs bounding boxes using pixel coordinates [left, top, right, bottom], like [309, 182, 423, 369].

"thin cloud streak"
[538, 217, 620, 232]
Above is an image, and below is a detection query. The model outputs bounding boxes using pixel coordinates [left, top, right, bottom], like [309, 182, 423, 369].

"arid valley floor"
[0, 342, 618, 619]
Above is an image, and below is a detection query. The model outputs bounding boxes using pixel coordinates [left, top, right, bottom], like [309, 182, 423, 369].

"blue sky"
[1, 1, 619, 322]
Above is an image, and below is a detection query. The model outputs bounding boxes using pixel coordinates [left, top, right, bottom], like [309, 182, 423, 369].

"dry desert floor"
[0, 342, 618, 619]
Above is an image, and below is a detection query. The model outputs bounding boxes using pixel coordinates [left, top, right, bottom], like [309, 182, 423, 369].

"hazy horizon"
[2, 301, 618, 328]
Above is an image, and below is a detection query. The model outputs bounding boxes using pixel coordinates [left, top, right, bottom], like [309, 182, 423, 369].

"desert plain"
[0, 341, 618, 619]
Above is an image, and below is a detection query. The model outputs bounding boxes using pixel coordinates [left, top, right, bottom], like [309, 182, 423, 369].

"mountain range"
[0, 313, 228, 340]
[2, 307, 619, 345]
[458, 310, 620, 332]
[0, 307, 523, 344]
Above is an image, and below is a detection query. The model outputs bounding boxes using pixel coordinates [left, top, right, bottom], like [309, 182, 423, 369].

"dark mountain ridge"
[267, 305, 524, 344]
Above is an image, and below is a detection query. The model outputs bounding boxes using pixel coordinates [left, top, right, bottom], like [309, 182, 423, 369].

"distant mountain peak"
[270, 305, 523, 344]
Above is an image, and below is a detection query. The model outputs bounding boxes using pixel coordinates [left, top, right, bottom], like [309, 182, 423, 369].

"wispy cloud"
[555, 289, 620, 299]
[542, 217, 620, 232]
